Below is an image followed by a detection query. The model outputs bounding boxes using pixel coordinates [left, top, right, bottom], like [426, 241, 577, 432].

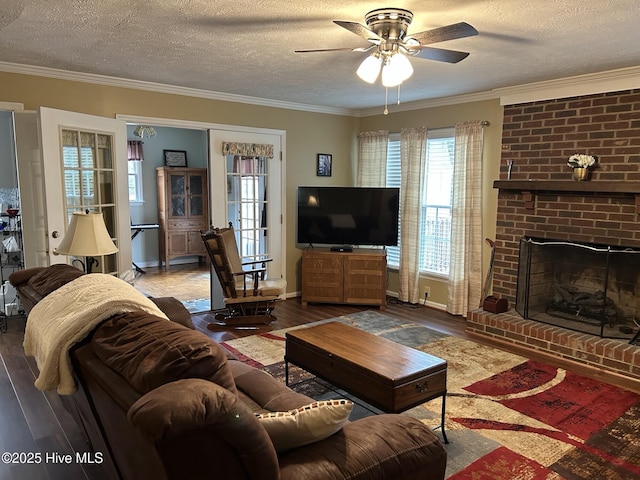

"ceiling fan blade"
[411, 47, 470, 63]
[333, 20, 382, 42]
[294, 45, 373, 53]
[408, 22, 478, 45]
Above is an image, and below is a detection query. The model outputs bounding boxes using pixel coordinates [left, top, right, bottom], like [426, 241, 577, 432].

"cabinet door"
[188, 230, 206, 255]
[168, 172, 187, 219]
[344, 254, 386, 306]
[302, 253, 343, 303]
[168, 231, 188, 256]
[188, 173, 207, 220]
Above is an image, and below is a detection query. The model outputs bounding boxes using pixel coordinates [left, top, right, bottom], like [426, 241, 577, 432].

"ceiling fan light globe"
[390, 52, 413, 81]
[381, 64, 402, 87]
[382, 53, 413, 87]
[356, 55, 382, 83]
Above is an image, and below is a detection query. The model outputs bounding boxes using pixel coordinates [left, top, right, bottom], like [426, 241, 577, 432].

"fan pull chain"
[397, 85, 401, 105]
[384, 87, 389, 115]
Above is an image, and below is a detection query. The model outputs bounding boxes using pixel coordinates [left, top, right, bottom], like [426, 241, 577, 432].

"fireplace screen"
[516, 237, 640, 340]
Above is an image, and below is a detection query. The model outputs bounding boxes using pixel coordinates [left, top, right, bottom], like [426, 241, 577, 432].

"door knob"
[52, 230, 61, 238]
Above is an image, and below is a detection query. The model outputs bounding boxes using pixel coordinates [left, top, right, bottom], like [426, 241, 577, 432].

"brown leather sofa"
[10, 265, 447, 480]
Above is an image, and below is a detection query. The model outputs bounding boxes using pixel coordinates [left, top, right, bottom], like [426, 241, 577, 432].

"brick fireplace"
[467, 88, 640, 383]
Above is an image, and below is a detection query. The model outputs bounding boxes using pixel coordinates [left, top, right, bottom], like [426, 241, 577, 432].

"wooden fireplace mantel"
[493, 180, 640, 194]
[493, 180, 640, 212]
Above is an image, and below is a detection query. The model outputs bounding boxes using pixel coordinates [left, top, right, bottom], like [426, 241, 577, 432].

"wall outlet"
[423, 286, 430, 299]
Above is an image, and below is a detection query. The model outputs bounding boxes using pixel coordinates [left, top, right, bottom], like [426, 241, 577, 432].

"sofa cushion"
[228, 360, 312, 413]
[256, 399, 353, 453]
[91, 312, 237, 395]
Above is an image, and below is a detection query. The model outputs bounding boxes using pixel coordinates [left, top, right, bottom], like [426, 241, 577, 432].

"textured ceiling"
[1, 0, 639, 112]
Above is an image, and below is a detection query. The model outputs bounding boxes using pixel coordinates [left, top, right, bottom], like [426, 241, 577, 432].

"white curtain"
[447, 120, 485, 315]
[398, 127, 427, 304]
[357, 130, 388, 187]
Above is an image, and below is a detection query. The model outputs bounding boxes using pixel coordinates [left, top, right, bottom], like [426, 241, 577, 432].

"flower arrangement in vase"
[567, 153, 597, 181]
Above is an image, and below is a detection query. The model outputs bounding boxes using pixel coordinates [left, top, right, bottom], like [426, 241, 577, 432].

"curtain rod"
[481, 121, 490, 126]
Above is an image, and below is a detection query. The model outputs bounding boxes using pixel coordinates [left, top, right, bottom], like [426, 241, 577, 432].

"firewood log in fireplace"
[550, 284, 617, 326]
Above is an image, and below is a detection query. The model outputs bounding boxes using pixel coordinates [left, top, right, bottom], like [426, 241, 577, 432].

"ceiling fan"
[295, 8, 478, 88]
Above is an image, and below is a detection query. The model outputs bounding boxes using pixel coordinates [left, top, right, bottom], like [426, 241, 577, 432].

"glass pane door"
[189, 174, 205, 217]
[61, 129, 117, 273]
[169, 173, 186, 218]
[226, 155, 268, 264]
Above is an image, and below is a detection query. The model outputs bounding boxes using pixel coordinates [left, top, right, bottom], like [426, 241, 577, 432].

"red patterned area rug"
[220, 311, 640, 479]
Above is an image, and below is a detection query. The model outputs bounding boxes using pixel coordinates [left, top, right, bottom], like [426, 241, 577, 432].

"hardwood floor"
[193, 295, 468, 343]
[132, 262, 210, 302]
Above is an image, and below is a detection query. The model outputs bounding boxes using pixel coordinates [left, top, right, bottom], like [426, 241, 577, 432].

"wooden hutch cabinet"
[301, 248, 387, 309]
[157, 167, 208, 268]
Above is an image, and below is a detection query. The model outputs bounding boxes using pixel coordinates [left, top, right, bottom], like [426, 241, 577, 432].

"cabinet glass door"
[189, 174, 204, 217]
[169, 173, 186, 218]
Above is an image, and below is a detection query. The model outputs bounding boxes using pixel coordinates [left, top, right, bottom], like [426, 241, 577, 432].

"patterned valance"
[222, 141, 274, 159]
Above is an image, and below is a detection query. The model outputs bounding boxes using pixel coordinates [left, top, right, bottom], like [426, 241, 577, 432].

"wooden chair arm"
[239, 258, 272, 281]
[231, 269, 265, 296]
[241, 257, 273, 267]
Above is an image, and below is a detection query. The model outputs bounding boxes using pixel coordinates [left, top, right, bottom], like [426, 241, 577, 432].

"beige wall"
[1, 71, 503, 304]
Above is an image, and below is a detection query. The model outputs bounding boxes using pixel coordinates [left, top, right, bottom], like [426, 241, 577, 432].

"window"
[128, 160, 144, 203]
[386, 128, 455, 276]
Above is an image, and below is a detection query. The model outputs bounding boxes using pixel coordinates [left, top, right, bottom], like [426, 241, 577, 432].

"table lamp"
[55, 210, 119, 273]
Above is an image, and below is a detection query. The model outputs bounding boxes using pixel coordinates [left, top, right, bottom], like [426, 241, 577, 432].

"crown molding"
[495, 66, 640, 105]
[3, 60, 638, 118]
[0, 62, 360, 117]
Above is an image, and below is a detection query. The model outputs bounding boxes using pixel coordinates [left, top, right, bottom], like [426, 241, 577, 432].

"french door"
[209, 129, 284, 280]
[38, 107, 130, 275]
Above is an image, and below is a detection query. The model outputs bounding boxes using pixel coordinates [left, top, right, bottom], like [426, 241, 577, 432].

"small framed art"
[163, 150, 188, 167]
[317, 153, 332, 177]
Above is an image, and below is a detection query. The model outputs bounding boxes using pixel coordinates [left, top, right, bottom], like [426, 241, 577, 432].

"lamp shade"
[56, 211, 119, 257]
[356, 54, 383, 83]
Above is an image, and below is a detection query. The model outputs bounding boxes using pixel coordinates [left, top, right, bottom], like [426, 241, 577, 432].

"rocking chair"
[201, 224, 286, 326]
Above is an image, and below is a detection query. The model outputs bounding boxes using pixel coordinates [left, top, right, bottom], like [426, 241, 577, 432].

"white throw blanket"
[23, 273, 169, 395]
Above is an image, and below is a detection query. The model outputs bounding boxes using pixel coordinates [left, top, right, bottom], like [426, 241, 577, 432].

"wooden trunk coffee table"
[285, 321, 448, 443]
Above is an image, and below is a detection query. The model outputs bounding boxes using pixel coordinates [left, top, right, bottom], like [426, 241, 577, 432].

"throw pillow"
[256, 399, 353, 453]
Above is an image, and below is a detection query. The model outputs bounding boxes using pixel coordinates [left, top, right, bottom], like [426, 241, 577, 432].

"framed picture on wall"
[317, 153, 332, 177]
[163, 150, 188, 167]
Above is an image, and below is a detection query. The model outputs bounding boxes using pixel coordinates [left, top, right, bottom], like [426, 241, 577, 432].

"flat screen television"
[297, 186, 400, 248]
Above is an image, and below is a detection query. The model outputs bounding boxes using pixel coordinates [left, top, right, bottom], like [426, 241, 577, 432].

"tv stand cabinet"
[301, 248, 386, 309]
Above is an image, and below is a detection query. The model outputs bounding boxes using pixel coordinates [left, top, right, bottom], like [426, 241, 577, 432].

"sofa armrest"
[279, 414, 447, 480]
[128, 378, 279, 480]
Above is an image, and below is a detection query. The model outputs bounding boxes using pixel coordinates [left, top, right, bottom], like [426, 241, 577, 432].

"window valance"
[222, 142, 274, 159]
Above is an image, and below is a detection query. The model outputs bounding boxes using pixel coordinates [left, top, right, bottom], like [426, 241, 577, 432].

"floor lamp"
[55, 211, 119, 273]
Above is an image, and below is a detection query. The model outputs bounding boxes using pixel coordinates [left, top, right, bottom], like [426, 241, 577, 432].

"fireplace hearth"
[516, 237, 640, 340]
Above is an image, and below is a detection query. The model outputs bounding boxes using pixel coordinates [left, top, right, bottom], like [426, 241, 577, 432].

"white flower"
[567, 154, 597, 168]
